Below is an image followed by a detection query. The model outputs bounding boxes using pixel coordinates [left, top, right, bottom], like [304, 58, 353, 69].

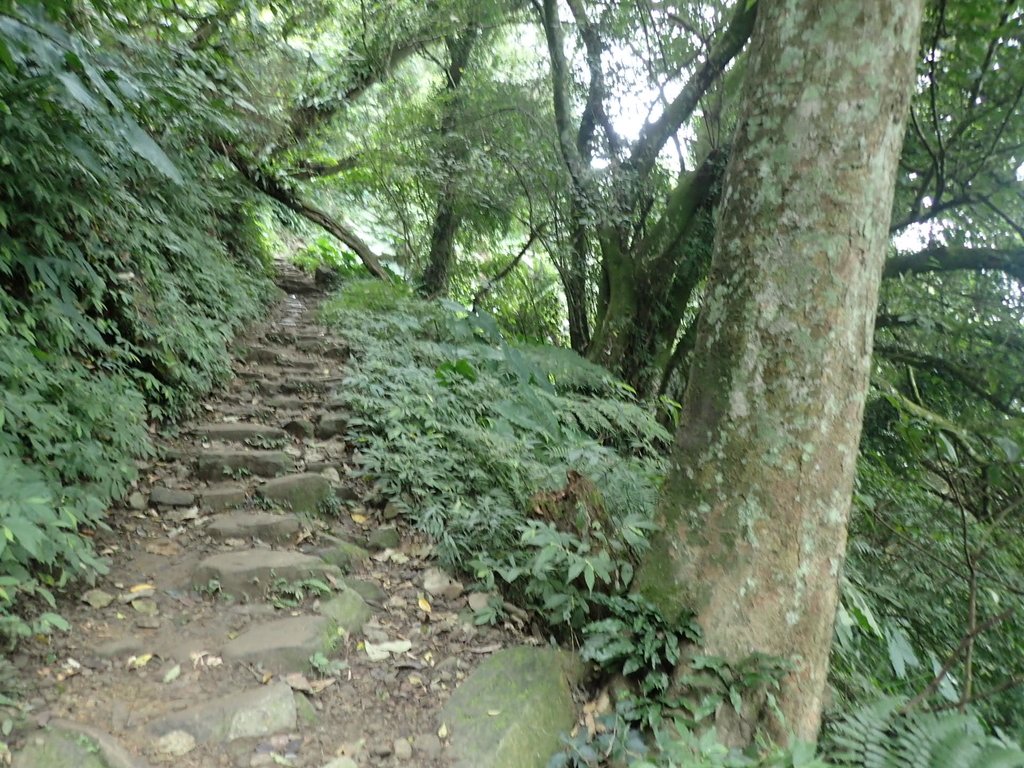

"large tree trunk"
[634, 0, 923, 747]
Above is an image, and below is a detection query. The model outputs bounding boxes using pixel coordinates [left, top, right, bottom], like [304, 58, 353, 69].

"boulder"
[440, 647, 582, 768]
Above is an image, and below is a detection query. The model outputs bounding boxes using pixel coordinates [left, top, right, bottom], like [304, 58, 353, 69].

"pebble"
[393, 738, 412, 760]
[414, 734, 442, 758]
[156, 730, 196, 756]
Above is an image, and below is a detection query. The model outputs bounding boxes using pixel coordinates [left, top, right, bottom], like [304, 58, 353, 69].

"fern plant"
[823, 698, 1024, 767]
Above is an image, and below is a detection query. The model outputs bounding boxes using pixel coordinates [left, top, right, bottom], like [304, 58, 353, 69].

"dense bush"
[322, 279, 668, 634]
[0, 5, 272, 642]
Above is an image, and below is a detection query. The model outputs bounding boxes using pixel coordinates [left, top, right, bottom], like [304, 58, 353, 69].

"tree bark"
[634, 0, 923, 747]
[420, 28, 477, 297]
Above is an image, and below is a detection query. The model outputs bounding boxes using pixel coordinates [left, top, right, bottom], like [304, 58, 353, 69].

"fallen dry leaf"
[127, 653, 153, 670]
[363, 639, 412, 661]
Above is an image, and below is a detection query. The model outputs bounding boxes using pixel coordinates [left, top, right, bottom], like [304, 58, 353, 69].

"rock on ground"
[441, 647, 582, 768]
[206, 511, 300, 544]
[14, 719, 151, 768]
[192, 550, 338, 599]
[146, 681, 296, 743]
[259, 473, 332, 513]
[222, 615, 333, 671]
[195, 449, 292, 480]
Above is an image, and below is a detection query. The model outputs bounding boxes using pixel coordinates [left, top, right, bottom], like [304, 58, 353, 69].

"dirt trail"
[10, 263, 524, 768]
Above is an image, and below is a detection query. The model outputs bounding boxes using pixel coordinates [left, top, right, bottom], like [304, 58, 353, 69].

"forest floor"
[7, 263, 533, 768]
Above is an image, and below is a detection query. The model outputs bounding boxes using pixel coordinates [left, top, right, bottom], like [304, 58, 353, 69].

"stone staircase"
[9, 262, 581, 768]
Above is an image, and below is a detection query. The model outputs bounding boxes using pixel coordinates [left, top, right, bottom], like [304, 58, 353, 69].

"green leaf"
[121, 122, 183, 184]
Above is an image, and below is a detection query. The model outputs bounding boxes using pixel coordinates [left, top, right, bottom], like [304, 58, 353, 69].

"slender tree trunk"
[419, 28, 476, 297]
[634, 0, 923, 746]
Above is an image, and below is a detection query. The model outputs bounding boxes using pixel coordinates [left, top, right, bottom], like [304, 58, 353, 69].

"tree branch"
[218, 142, 389, 280]
[472, 228, 541, 313]
[883, 245, 1024, 282]
[625, 0, 756, 182]
[874, 344, 1014, 415]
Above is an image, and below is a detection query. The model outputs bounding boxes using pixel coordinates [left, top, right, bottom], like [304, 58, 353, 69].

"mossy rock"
[441, 646, 583, 768]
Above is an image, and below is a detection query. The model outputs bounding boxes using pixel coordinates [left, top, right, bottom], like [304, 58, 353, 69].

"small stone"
[157, 730, 196, 756]
[393, 738, 412, 761]
[135, 616, 161, 630]
[321, 759, 357, 768]
[413, 734, 442, 758]
[127, 491, 147, 510]
[130, 598, 159, 616]
[316, 540, 369, 572]
[320, 589, 371, 636]
[81, 589, 114, 609]
[315, 413, 349, 439]
[366, 526, 400, 551]
[343, 579, 386, 605]
[370, 742, 393, 757]
[468, 593, 491, 612]
[335, 486, 358, 502]
[320, 467, 340, 484]
[283, 419, 315, 438]
[382, 501, 401, 520]
[423, 568, 464, 600]
[150, 485, 196, 507]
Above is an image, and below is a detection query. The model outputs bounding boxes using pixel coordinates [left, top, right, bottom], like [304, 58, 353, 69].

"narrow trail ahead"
[10, 264, 537, 768]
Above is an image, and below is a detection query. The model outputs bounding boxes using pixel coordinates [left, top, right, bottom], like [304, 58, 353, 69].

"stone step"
[243, 345, 284, 364]
[192, 550, 339, 599]
[315, 412, 349, 439]
[258, 473, 333, 513]
[193, 423, 288, 443]
[149, 485, 196, 507]
[275, 358, 326, 372]
[146, 681, 296, 744]
[266, 396, 315, 410]
[195, 449, 292, 480]
[207, 511, 300, 544]
[200, 483, 249, 511]
[222, 615, 331, 671]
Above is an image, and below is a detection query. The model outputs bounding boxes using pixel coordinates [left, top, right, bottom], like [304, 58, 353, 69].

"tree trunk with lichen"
[634, 0, 923, 747]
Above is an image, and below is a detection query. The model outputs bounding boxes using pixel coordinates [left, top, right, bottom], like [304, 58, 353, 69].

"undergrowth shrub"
[321, 279, 669, 636]
[0, 6, 272, 643]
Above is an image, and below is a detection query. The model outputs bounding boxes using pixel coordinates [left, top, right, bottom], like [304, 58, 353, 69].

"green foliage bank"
[0, 4, 273, 641]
